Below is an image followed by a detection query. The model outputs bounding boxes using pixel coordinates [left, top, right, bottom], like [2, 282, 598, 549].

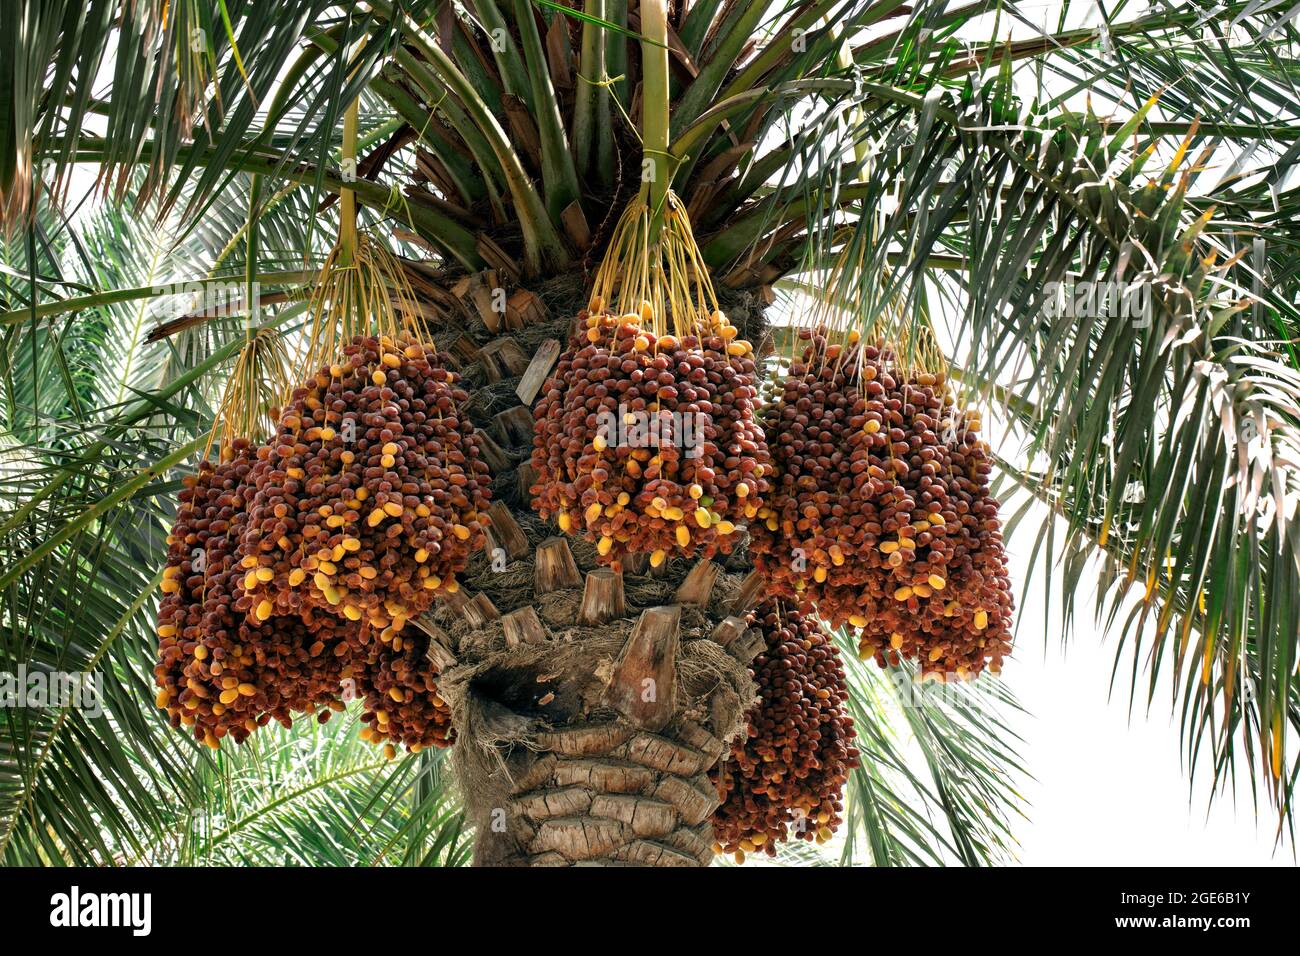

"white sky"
[999, 503, 1290, 866]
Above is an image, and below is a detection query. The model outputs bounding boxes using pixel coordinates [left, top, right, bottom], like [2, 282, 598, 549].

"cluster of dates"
[155, 442, 359, 748]
[711, 601, 859, 860]
[530, 305, 770, 569]
[155, 336, 492, 752]
[751, 330, 1013, 678]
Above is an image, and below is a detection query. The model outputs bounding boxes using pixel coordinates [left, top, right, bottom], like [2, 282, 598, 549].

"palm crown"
[1, 0, 1297, 865]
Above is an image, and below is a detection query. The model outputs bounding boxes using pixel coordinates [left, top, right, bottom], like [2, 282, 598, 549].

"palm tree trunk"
[426, 520, 764, 866]
[412, 273, 773, 865]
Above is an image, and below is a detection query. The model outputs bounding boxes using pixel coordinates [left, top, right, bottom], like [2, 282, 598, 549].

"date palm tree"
[1, 0, 1297, 865]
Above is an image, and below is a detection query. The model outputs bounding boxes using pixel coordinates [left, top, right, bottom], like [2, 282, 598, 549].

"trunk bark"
[425, 532, 763, 866]
[413, 271, 771, 865]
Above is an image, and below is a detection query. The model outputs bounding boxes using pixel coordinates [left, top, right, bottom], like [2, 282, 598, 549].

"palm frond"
[796, 51, 1300, 828]
[839, 638, 1028, 866]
